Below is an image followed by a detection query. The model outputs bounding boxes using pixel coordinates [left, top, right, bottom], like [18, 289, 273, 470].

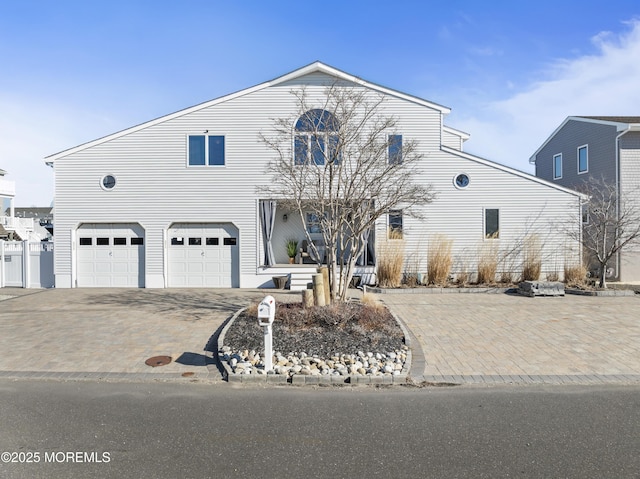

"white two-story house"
[45, 62, 583, 289]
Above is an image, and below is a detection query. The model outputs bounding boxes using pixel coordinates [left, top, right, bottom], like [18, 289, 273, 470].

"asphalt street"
[1, 380, 639, 479]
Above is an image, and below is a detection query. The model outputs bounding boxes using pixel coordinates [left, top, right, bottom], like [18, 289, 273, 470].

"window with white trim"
[553, 153, 562, 180]
[388, 134, 402, 164]
[188, 135, 225, 166]
[388, 210, 403, 238]
[485, 208, 499, 239]
[294, 109, 340, 165]
[578, 145, 588, 174]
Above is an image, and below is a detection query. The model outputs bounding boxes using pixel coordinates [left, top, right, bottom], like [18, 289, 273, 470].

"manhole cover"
[145, 355, 172, 367]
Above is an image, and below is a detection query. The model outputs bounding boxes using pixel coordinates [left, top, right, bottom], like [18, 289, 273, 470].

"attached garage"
[167, 223, 239, 287]
[76, 223, 145, 287]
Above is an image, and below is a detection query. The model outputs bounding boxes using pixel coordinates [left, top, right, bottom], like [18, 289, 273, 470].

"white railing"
[0, 178, 15, 197]
[1, 216, 35, 230]
[0, 215, 43, 241]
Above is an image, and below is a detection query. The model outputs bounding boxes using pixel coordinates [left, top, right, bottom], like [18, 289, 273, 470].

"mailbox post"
[257, 295, 276, 372]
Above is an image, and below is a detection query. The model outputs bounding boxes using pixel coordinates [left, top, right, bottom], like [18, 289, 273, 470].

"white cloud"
[452, 19, 640, 173]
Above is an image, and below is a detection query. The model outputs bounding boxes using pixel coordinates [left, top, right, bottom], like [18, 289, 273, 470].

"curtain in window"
[260, 200, 277, 266]
[359, 227, 376, 266]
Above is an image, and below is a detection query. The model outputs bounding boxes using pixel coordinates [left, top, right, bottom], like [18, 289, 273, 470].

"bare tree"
[569, 176, 640, 288]
[260, 83, 435, 301]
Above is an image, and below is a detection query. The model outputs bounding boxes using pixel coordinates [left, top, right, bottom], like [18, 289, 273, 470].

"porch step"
[289, 271, 314, 291]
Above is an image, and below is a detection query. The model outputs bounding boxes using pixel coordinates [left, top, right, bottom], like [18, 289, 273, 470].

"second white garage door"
[167, 223, 239, 287]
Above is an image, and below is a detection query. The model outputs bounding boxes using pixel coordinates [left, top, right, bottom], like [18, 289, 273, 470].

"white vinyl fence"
[0, 240, 54, 288]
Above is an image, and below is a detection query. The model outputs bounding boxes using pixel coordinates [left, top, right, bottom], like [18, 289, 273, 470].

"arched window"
[294, 109, 340, 165]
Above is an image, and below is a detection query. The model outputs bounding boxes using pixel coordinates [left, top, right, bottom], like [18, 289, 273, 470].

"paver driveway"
[1, 288, 639, 384]
[0, 288, 292, 380]
[380, 292, 640, 384]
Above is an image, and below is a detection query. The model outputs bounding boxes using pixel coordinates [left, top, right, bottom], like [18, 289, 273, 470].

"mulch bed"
[222, 301, 405, 357]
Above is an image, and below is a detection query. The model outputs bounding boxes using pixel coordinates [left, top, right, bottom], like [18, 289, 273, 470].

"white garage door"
[168, 223, 239, 288]
[77, 223, 145, 287]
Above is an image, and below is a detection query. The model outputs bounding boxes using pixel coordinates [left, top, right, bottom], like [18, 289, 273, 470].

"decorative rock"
[221, 345, 409, 380]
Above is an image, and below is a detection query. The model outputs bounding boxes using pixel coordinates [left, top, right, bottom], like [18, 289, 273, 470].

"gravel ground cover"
[220, 300, 407, 377]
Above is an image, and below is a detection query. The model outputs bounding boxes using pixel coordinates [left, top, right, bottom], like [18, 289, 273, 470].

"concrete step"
[289, 272, 314, 291]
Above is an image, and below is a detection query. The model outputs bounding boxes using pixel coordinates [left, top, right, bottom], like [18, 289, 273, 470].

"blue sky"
[2, 1, 640, 206]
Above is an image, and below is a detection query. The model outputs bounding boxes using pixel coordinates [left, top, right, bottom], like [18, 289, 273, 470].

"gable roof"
[442, 145, 585, 199]
[45, 61, 451, 163]
[530, 115, 640, 164]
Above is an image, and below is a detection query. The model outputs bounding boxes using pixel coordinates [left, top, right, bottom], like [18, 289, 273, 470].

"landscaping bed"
[219, 300, 409, 383]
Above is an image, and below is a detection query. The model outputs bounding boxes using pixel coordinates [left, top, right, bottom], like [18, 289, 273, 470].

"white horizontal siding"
[53, 72, 446, 287]
[53, 70, 581, 287]
[376, 149, 582, 280]
[442, 129, 462, 150]
[619, 132, 640, 281]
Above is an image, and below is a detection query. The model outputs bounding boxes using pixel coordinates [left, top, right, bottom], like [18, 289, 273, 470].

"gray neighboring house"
[45, 62, 583, 289]
[530, 116, 640, 282]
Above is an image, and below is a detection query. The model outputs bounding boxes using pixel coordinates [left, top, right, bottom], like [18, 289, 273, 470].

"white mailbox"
[257, 295, 276, 372]
[258, 295, 275, 326]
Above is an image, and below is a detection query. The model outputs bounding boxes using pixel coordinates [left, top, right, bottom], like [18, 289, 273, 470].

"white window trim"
[100, 174, 117, 191]
[453, 172, 470, 189]
[388, 210, 403, 238]
[387, 134, 403, 164]
[483, 207, 500, 240]
[293, 132, 340, 166]
[577, 144, 588, 175]
[186, 133, 226, 168]
[553, 153, 562, 180]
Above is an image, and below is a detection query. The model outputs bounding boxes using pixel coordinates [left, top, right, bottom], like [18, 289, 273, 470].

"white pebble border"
[218, 307, 412, 385]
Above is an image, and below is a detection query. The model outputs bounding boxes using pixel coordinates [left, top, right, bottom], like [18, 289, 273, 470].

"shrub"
[564, 263, 587, 286]
[455, 271, 470, 286]
[477, 241, 498, 284]
[377, 229, 405, 288]
[499, 271, 514, 284]
[427, 234, 453, 285]
[522, 235, 542, 281]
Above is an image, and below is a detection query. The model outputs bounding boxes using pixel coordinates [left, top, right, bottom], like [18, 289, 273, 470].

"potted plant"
[286, 239, 298, 264]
